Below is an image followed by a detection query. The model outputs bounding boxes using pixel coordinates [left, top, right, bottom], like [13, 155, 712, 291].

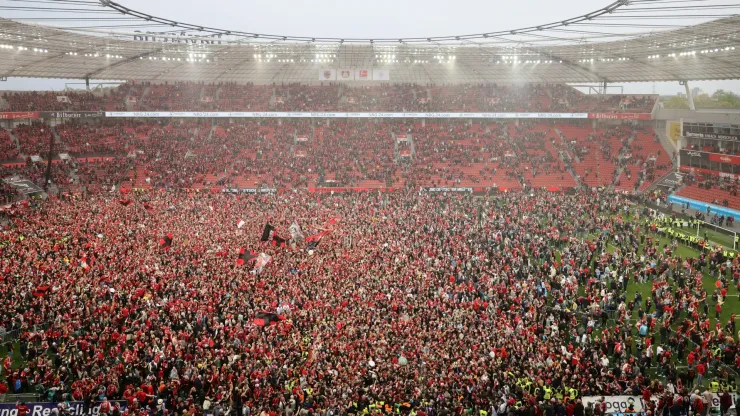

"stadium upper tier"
[0, 83, 657, 113]
[0, 16, 739, 83]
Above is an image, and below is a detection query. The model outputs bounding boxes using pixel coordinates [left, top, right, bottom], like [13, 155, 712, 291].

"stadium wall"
[667, 194, 740, 220]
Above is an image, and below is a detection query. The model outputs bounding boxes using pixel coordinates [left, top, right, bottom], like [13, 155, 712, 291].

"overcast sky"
[2, 0, 739, 95]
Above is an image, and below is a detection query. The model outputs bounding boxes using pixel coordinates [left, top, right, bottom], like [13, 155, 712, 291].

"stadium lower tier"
[0, 121, 671, 196]
[0, 191, 737, 416]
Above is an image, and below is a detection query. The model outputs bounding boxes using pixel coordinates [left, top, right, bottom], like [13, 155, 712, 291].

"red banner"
[587, 113, 652, 120]
[708, 153, 740, 165]
[0, 112, 40, 120]
[680, 165, 740, 180]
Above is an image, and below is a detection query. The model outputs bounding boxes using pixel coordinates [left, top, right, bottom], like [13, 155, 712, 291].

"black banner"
[680, 149, 709, 162]
[684, 131, 740, 142]
[40, 111, 104, 119]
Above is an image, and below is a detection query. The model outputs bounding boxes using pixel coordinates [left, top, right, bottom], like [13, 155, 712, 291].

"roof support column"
[85, 77, 90, 91]
[680, 81, 695, 111]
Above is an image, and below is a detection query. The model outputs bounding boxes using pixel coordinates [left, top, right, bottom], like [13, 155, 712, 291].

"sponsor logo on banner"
[0, 112, 40, 120]
[426, 187, 473, 192]
[588, 113, 652, 120]
[357, 69, 369, 80]
[339, 70, 353, 80]
[680, 149, 709, 162]
[684, 131, 740, 141]
[680, 165, 740, 181]
[0, 400, 128, 415]
[318, 69, 336, 81]
[222, 188, 278, 194]
[41, 111, 104, 119]
[372, 69, 390, 81]
[709, 153, 740, 165]
[582, 394, 736, 414]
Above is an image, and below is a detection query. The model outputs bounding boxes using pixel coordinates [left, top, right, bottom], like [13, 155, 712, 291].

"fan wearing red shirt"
[697, 362, 707, 386]
[16, 402, 30, 416]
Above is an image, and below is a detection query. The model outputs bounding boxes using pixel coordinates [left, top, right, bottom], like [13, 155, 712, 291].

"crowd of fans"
[1, 83, 657, 114]
[0, 119, 671, 196]
[0, 190, 737, 416]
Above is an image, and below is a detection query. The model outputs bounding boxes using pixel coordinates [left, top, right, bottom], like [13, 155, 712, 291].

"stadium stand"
[0, 83, 657, 113]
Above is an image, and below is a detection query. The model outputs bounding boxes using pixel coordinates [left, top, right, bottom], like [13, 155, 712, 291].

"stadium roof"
[0, 15, 739, 84]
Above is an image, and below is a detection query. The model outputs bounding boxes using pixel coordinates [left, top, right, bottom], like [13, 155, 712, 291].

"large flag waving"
[254, 253, 272, 273]
[237, 248, 257, 266]
[159, 233, 173, 249]
[289, 221, 305, 242]
[260, 223, 274, 242]
[306, 230, 331, 249]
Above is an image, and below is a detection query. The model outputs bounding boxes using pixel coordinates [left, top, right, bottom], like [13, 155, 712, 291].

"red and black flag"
[272, 234, 287, 248]
[159, 233, 173, 249]
[253, 311, 281, 327]
[306, 230, 330, 249]
[119, 199, 132, 206]
[143, 202, 153, 211]
[260, 223, 274, 242]
[237, 248, 257, 266]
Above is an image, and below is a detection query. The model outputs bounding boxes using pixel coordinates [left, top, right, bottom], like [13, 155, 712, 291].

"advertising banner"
[104, 111, 592, 119]
[680, 149, 710, 162]
[680, 165, 740, 180]
[337, 69, 354, 81]
[355, 69, 370, 81]
[425, 187, 474, 193]
[0, 400, 128, 416]
[582, 393, 736, 414]
[319, 69, 336, 81]
[685, 131, 740, 142]
[709, 153, 740, 165]
[372, 69, 390, 81]
[40, 111, 104, 119]
[0, 112, 40, 120]
[587, 113, 652, 120]
[222, 188, 277, 194]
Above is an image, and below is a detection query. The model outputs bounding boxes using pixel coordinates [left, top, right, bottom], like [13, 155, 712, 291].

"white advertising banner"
[355, 68, 371, 81]
[337, 69, 354, 81]
[372, 69, 390, 81]
[105, 111, 590, 119]
[319, 69, 336, 81]
[582, 393, 737, 414]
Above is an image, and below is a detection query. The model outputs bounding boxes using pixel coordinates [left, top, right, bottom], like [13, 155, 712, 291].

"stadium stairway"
[51, 129, 63, 153]
[553, 128, 581, 163]
[8, 130, 21, 157]
[0, 95, 7, 110]
[612, 131, 638, 191]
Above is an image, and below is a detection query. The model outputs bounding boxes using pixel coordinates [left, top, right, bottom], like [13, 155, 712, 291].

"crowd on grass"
[0, 190, 738, 416]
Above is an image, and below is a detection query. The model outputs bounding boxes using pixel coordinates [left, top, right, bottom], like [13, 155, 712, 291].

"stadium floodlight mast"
[96, 0, 630, 44]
